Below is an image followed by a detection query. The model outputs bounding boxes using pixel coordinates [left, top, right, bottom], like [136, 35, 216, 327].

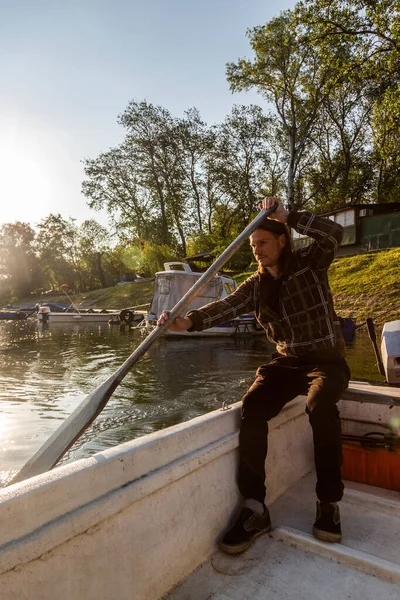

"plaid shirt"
[187, 211, 345, 358]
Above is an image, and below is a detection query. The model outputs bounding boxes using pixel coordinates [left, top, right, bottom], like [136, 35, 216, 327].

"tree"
[296, 0, 400, 202]
[227, 10, 356, 209]
[212, 105, 285, 227]
[36, 214, 82, 291]
[83, 101, 188, 253]
[78, 220, 113, 289]
[0, 222, 38, 298]
[82, 145, 154, 241]
[305, 80, 374, 209]
[173, 108, 216, 233]
[373, 84, 400, 201]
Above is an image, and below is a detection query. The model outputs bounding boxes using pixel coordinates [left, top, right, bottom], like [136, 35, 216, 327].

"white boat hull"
[1, 383, 399, 599]
[39, 312, 120, 323]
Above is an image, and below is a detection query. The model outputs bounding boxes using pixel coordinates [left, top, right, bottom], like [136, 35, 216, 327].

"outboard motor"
[37, 305, 51, 325]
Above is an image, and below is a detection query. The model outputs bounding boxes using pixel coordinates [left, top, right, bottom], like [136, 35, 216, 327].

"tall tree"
[212, 105, 285, 226]
[83, 101, 187, 252]
[36, 214, 82, 291]
[174, 108, 216, 233]
[296, 0, 400, 202]
[227, 10, 354, 209]
[82, 145, 153, 240]
[306, 81, 374, 208]
[78, 220, 112, 289]
[118, 100, 187, 252]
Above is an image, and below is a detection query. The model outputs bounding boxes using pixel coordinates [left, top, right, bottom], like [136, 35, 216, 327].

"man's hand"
[157, 310, 193, 331]
[259, 197, 289, 224]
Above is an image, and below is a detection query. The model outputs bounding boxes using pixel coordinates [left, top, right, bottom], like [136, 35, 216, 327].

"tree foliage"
[0, 222, 38, 298]
[226, 10, 355, 208]
[82, 101, 287, 253]
[296, 0, 400, 201]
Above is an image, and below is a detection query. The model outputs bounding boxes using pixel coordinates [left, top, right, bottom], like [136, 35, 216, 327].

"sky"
[0, 0, 297, 230]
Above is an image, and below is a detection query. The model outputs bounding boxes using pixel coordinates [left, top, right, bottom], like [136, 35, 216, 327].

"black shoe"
[312, 501, 342, 543]
[218, 506, 271, 554]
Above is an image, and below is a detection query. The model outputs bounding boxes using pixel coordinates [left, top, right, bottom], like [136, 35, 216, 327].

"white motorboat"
[36, 306, 140, 325]
[0, 382, 399, 599]
[381, 319, 400, 384]
[145, 262, 261, 336]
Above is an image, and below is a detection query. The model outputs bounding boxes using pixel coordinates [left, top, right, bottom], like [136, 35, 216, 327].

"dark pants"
[238, 355, 350, 505]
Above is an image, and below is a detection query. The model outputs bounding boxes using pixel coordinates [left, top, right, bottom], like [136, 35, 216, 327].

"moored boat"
[0, 382, 399, 599]
[36, 306, 142, 325]
[145, 262, 260, 336]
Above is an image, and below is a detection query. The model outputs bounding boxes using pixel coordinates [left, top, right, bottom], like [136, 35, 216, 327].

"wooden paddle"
[9, 203, 278, 485]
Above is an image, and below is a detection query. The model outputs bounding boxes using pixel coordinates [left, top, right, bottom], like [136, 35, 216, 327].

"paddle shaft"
[9, 204, 278, 485]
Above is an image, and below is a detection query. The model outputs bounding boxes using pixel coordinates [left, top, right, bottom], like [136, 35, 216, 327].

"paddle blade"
[9, 377, 119, 485]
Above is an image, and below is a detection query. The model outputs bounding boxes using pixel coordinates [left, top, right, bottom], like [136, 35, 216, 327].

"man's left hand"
[259, 197, 289, 224]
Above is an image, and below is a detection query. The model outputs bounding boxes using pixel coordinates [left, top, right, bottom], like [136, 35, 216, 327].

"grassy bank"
[17, 281, 155, 312]
[13, 248, 399, 325]
[329, 247, 400, 324]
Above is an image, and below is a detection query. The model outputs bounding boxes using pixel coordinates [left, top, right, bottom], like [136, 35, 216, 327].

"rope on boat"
[342, 431, 400, 451]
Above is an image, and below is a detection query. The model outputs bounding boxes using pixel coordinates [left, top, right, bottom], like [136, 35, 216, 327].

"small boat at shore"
[381, 319, 400, 384]
[145, 262, 261, 336]
[37, 305, 120, 324]
[0, 310, 27, 321]
[36, 306, 143, 325]
[0, 381, 399, 599]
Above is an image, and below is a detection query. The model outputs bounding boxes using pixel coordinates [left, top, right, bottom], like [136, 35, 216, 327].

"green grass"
[234, 270, 257, 286]
[13, 248, 400, 324]
[329, 247, 400, 323]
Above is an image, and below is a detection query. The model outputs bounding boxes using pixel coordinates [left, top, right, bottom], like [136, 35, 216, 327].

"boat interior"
[167, 474, 400, 600]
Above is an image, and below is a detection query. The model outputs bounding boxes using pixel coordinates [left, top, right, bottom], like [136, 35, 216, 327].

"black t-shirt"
[260, 271, 283, 317]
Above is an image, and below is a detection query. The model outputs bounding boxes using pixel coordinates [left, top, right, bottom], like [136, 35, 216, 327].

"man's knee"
[242, 388, 282, 423]
[306, 370, 348, 414]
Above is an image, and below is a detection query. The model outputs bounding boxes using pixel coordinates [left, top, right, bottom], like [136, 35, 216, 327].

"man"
[158, 197, 350, 554]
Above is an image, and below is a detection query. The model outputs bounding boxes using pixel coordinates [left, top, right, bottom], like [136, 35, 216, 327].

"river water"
[0, 320, 385, 485]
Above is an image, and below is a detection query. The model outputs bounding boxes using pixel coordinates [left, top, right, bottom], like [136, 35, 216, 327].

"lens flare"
[389, 416, 400, 436]
[121, 247, 142, 271]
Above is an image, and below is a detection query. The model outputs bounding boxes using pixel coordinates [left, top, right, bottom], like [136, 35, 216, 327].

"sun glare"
[0, 130, 53, 226]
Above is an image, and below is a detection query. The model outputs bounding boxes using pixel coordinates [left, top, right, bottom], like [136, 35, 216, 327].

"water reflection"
[0, 320, 385, 484]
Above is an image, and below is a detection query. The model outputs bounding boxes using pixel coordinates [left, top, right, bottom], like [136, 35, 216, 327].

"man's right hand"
[157, 310, 193, 331]
[259, 197, 289, 224]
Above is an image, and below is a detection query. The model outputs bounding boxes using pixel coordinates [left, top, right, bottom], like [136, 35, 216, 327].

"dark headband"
[256, 217, 288, 235]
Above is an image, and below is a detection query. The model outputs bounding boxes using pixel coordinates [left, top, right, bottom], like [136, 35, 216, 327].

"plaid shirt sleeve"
[186, 274, 258, 332]
[288, 210, 343, 270]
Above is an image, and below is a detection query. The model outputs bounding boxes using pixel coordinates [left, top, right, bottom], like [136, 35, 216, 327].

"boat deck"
[166, 472, 400, 600]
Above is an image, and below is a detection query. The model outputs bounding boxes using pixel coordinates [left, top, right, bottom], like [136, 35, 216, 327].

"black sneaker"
[312, 501, 342, 543]
[218, 506, 271, 554]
